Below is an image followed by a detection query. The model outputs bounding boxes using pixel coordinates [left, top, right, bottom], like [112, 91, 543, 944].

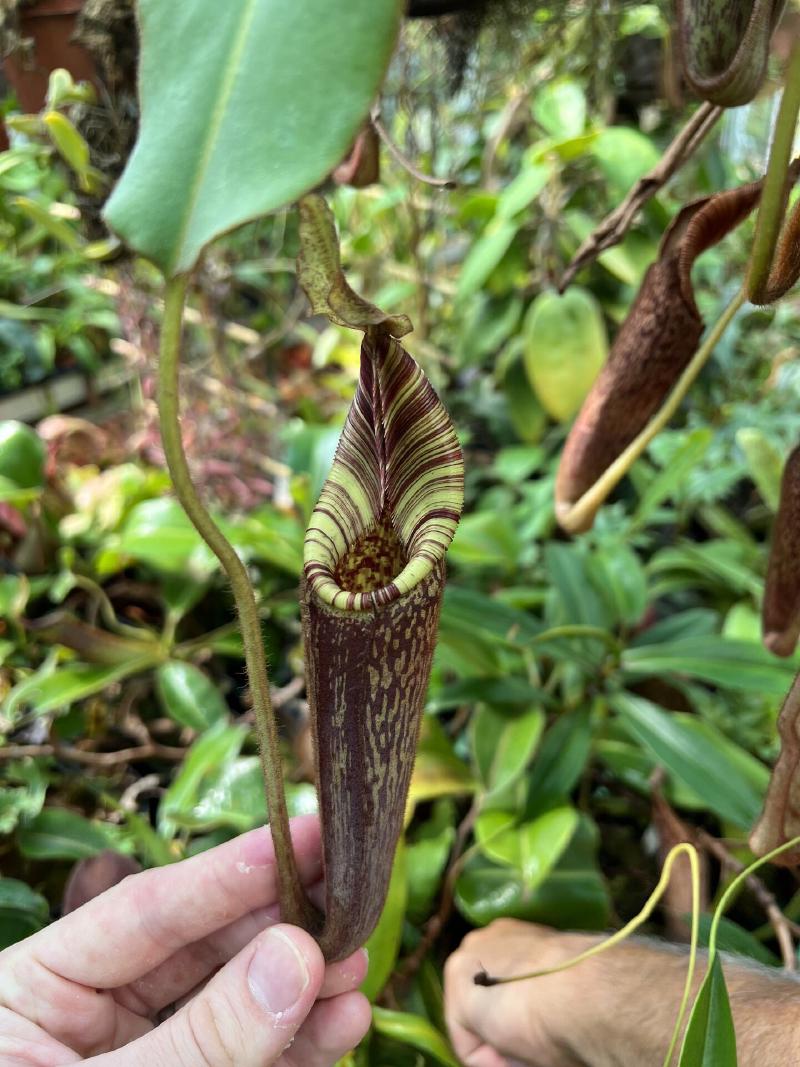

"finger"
[283, 991, 372, 1067]
[20, 816, 322, 989]
[0, 1005, 79, 1067]
[119, 898, 364, 1017]
[448, 1020, 510, 1067]
[317, 948, 369, 1000]
[84, 925, 325, 1067]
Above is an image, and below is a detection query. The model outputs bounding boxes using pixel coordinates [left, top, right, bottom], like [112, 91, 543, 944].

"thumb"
[95, 924, 325, 1067]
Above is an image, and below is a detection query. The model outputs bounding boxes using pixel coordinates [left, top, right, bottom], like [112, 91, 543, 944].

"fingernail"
[248, 928, 310, 1016]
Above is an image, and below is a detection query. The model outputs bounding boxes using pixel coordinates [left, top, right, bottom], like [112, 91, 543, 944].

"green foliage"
[104, 0, 403, 275]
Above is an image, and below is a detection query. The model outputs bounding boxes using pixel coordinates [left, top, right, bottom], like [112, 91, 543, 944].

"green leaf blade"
[104, 0, 403, 276]
[679, 955, 738, 1067]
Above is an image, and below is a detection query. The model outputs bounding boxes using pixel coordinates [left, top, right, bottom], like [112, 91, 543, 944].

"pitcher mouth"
[303, 334, 463, 613]
[305, 510, 449, 611]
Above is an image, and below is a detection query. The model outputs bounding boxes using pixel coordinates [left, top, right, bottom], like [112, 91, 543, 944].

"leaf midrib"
[169, 0, 258, 275]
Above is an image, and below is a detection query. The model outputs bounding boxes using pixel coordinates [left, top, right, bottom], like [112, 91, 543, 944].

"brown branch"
[370, 109, 457, 190]
[559, 102, 722, 292]
[0, 741, 187, 766]
[697, 828, 796, 972]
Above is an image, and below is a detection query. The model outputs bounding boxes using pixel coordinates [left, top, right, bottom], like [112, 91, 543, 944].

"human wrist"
[557, 938, 691, 1067]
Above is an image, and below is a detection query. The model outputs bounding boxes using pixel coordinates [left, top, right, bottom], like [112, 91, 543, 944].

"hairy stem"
[747, 42, 800, 303]
[158, 276, 316, 931]
[560, 287, 746, 533]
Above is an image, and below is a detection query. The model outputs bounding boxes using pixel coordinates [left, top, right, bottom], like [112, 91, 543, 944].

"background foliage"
[2, 6, 800, 1064]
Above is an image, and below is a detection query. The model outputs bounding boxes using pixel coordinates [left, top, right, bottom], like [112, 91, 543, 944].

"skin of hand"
[0, 815, 371, 1067]
[444, 918, 800, 1067]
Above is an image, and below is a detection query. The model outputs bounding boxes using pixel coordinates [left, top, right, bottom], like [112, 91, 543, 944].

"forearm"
[564, 938, 800, 1067]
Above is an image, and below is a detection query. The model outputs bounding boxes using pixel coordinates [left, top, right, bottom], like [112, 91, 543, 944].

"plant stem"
[747, 41, 800, 303]
[707, 833, 800, 967]
[158, 275, 317, 932]
[560, 288, 746, 534]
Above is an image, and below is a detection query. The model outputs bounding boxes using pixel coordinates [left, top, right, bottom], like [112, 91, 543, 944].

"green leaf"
[104, 0, 403, 276]
[0, 574, 30, 620]
[525, 709, 593, 816]
[679, 955, 737, 1066]
[621, 637, 796, 695]
[457, 220, 517, 300]
[0, 878, 49, 949]
[155, 661, 229, 731]
[406, 803, 455, 922]
[5, 658, 157, 722]
[361, 842, 408, 1002]
[544, 542, 611, 630]
[523, 287, 608, 422]
[17, 809, 121, 860]
[372, 1008, 460, 1067]
[43, 111, 91, 179]
[456, 818, 610, 929]
[497, 162, 550, 219]
[410, 718, 476, 808]
[449, 510, 522, 570]
[503, 358, 548, 443]
[116, 498, 216, 576]
[611, 693, 768, 828]
[0, 420, 45, 489]
[532, 78, 586, 138]
[159, 722, 246, 835]
[592, 126, 660, 197]
[429, 676, 543, 713]
[636, 428, 713, 521]
[0, 761, 48, 835]
[736, 428, 783, 510]
[477, 806, 579, 890]
[12, 196, 81, 249]
[586, 544, 648, 627]
[471, 706, 545, 797]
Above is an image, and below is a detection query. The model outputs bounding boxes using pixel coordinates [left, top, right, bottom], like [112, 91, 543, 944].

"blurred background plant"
[3, 4, 800, 1064]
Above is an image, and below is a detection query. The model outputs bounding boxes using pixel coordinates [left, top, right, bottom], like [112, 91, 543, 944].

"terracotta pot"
[4, 0, 96, 115]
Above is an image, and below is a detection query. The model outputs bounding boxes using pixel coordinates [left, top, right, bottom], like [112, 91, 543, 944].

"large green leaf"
[523, 287, 608, 422]
[104, 1, 403, 275]
[621, 637, 796, 695]
[456, 817, 610, 929]
[611, 693, 768, 828]
[679, 955, 737, 1066]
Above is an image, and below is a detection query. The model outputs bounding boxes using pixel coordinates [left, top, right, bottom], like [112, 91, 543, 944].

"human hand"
[444, 919, 599, 1067]
[0, 814, 371, 1066]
